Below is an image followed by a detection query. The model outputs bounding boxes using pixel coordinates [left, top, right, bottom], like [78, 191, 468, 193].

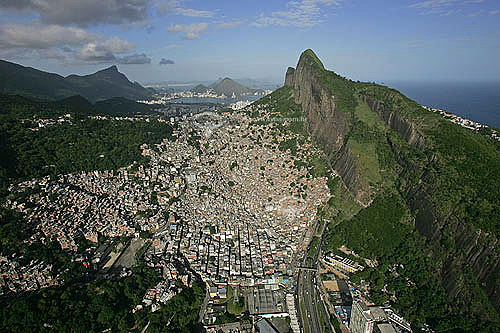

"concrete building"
[255, 318, 279, 333]
[324, 254, 363, 274]
[375, 323, 397, 333]
[350, 300, 375, 333]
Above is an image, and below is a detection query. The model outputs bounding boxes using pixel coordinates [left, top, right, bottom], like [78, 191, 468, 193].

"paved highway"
[304, 270, 321, 332]
[297, 220, 334, 333]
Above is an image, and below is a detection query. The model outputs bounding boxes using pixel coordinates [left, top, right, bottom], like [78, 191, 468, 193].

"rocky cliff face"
[367, 90, 500, 317]
[404, 162, 500, 318]
[285, 51, 371, 206]
[444, 219, 500, 315]
[361, 96, 426, 151]
[285, 49, 500, 319]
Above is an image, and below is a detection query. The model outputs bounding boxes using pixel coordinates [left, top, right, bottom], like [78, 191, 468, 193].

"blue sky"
[1, 0, 499, 84]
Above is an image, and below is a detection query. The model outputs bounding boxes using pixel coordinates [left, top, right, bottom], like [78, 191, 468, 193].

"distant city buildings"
[422, 105, 500, 141]
[3, 106, 330, 329]
[230, 100, 253, 110]
[3, 96, 426, 332]
[138, 87, 272, 106]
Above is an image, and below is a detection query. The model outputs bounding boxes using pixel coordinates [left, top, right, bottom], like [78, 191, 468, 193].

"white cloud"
[167, 22, 209, 40]
[409, 0, 485, 15]
[0, 23, 97, 50]
[216, 20, 247, 29]
[99, 36, 135, 54]
[77, 43, 116, 62]
[411, 0, 457, 9]
[441, 9, 461, 16]
[175, 8, 213, 18]
[117, 53, 151, 64]
[410, 0, 484, 8]
[182, 32, 198, 40]
[157, 0, 214, 18]
[0, 0, 152, 27]
[167, 24, 184, 33]
[164, 44, 180, 49]
[75, 37, 138, 64]
[0, 22, 150, 65]
[466, 9, 484, 17]
[253, 0, 342, 28]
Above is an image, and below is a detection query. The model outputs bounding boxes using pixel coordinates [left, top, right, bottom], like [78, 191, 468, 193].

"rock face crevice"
[362, 96, 426, 151]
[440, 218, 500, 316]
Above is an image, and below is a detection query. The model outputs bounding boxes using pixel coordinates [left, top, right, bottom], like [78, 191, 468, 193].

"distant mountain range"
[55, 95, 156, 116]
[0, 59, 153, 102]
[191, 84, 211, 94]
[190, 77, 265, 97]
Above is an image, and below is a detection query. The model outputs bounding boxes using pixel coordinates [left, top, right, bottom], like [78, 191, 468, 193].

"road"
[198, 288, 210, 323]
[297, 219, 335, 333]
[299, 269, 321, 333]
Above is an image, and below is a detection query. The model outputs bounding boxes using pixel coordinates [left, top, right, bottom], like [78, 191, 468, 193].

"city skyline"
[1, 1, 500, 84]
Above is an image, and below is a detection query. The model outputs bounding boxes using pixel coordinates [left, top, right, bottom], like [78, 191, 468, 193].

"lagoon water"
[387, 81, 500, 128]
[169, 95, 263, 105]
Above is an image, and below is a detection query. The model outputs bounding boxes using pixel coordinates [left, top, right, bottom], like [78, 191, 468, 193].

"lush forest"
[0, 94, 173, 196]
[0, 263, 205, 332]
[356, 83, 500, 238]
[324, 194, 500, 331]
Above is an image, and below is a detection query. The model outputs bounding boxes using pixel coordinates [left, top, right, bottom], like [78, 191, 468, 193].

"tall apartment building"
[350, 300, 375, 333]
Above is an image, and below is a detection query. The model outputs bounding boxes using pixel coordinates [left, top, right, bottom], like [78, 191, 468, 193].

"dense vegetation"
[425, 120, 500, 236]
[285, 49, 500, 329]
[0, 60, 152, 102]
[325, 194, 499, 331]
[0, 94, 173, 197]
[139, 280, 205, 332]
[357, 83, 500, 237]
[0, 263, 205, 332]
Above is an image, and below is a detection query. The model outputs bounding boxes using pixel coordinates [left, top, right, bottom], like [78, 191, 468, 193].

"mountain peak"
[0, 58, 151, 102]
[107, 65, 118, 71]
[209, 77, 252, 96]
[191, 84, 209, 93]
[99, 65, 119, 74]
[298, 49, 324, 70]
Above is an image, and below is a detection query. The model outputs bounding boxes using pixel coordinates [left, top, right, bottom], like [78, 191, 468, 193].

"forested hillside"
[282, 49, 500, 331]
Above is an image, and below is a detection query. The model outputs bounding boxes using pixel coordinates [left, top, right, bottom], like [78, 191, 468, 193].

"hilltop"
[209, 77, 254, 97]
[188, 78, 267, 98]
[190, 84, 210, 94]
[0, 59, 152, 102]
[253, 49, 500, 330]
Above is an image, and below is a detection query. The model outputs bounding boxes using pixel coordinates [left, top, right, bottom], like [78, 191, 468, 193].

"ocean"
[386, 81, 500, 128]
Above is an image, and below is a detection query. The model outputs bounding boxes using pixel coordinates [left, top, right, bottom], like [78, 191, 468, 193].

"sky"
[1, 0, 499, 85]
